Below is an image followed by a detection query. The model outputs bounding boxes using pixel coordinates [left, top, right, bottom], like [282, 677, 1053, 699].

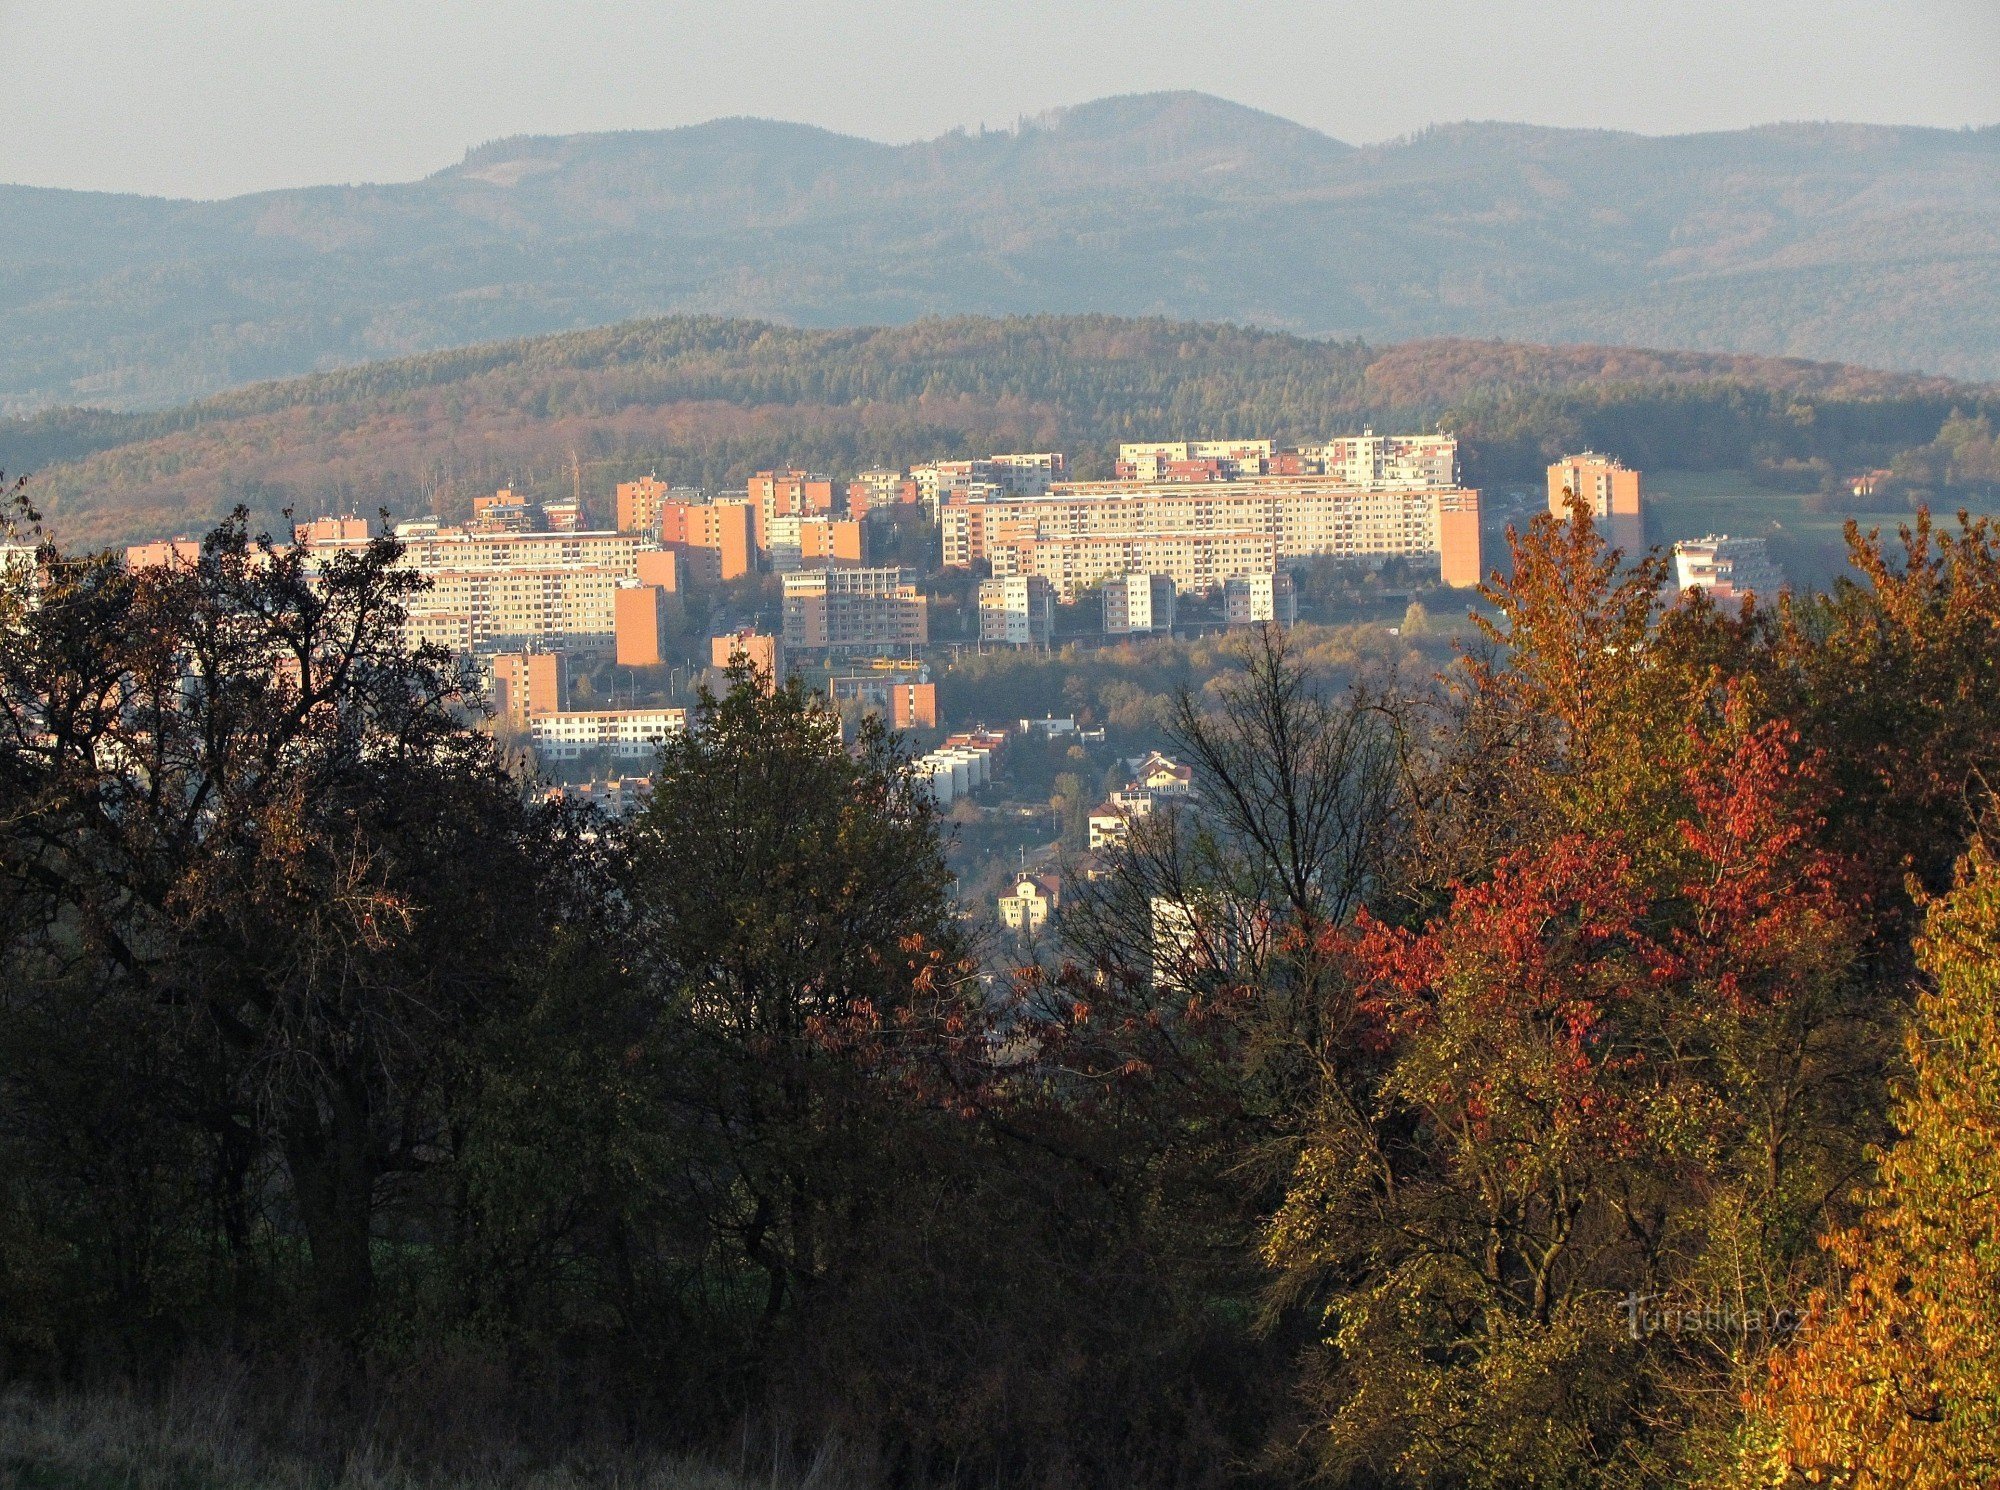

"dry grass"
[0, 1378, 859, 1490]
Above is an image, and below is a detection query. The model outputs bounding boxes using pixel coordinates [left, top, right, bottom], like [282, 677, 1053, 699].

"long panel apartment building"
[939, 434, 1481, 597]
[990, 530, 1281, 602]
[530, 706, 687, 763]
[297, 524, 646, 654]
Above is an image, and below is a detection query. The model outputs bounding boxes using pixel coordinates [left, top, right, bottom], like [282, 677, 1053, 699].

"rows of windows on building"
[247, 435, 1488, 674]
[90, 444, 1787, 794]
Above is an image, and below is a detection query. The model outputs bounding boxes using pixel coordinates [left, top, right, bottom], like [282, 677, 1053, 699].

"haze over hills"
[5, 313, 1992, 553]
[4, 91, 1999, 414]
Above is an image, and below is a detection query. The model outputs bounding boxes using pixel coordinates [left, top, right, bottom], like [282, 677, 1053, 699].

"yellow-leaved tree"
[1744, 834, 2000, 1486]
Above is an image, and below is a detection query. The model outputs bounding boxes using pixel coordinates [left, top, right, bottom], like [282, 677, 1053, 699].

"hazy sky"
[4, 0, 1998, 199]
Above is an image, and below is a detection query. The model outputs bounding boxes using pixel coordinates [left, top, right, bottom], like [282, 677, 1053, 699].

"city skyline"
[1, 0, 1994, 199]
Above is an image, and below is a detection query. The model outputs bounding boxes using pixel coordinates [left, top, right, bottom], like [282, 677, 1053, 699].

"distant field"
[1642, 467, 1998, 588]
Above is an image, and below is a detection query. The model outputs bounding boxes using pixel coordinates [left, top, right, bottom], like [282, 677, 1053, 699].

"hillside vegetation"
[10, 501, 2000, 1486]
[4, 314, 1995, 551]
[3, 92, 1998, 411]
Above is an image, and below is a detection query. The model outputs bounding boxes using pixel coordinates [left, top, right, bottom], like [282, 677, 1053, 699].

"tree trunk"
[281, 1076, 378, 1339]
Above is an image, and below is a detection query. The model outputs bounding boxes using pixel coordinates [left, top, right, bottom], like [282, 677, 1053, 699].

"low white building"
[913, 740, 998, 807]
[0, 543, 39, 605]
[1019, 715, 1078, 738]
[1672, 535, 1786, 603]
[530, 707, 687, 762]
[1151, 893, 1261, 992]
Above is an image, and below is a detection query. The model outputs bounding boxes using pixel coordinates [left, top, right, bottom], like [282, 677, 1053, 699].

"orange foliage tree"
[1261, 506, 1885, 1486]
[1743, 836, 2000, 1488]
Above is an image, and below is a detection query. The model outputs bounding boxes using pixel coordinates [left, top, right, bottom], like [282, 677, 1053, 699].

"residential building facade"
[659, 500, 754, 583]
[782, 566, 929, 653]
[1549, 453, 1645, 553]
[1101, 572, 1177, 634]
[1223, 571, 1299, 628]
[711, 629, 786, 690]
[613, 582, 674, 666]
[889, 681, 937, 730]
[990, 530, 1278, 602]
[998, 873, 1060, 934]
[943, 474, 1481, 595]
[1672, 535, 1786, 603]
[978, 574, 1055, 647]
[530, 707, 688, 763]
[300, 527, 646, 655]
[490, 651, 564, 728]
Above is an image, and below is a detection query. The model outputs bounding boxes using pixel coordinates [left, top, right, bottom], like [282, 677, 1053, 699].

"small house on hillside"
[999, 873, 1061, 934]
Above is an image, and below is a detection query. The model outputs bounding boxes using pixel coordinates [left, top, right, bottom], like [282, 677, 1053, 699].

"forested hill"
[4, 314, 1994, 551]
[4, 92, 1999, 413]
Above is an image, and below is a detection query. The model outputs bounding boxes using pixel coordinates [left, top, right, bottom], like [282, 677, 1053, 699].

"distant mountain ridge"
[3, 92, 1998, 412]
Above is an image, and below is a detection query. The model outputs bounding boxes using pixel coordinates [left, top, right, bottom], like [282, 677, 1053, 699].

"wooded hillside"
[5, 314, 1993, 550]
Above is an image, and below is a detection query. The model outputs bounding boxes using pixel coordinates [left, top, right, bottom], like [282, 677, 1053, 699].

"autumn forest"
[3, 475, 1998, 1488]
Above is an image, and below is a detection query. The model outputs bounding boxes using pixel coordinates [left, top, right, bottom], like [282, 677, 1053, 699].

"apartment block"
[1549, 453, 1645, 554]
[1311, 432, 1458, 488]
[616, 475, 682, 536]
[939, 498, 1026, 568]
[614, 582, 675, 667]
[987, 452, 1067, 491]
[1151, 893, 1256, 993]
[826, 671, 936, 729]
[978, 574, 1055, 647]
[944, 474, 1481, 590]
[749, 470, 836, 545]
[782, 567, 928, 653]
[1116, 440, 1274, 481]
[490, 651, 565, 729]
[302, 527, 645, 655]
[912, 453, 1067, 517]
[991, 531, 1279, 603]
[847, 468, 916, 521]
[293, 515, 371, 547]
[888, 680, 938, 731]
[530, 707, 687, 763]
[469, 489, 535, 534]
[913, 738, 997, 807]
[1434, 490, 1484, 589]
[710, 628, 785, 691]
[125, 538, 204, 570]
[767, 514, 863, 571]
[659, 499, 754, 583]
[1223, 571, 1299, 628]
[1101, 572, 1176, 635]
[802, 517, 862, 567]
[634, 547, 680, 593]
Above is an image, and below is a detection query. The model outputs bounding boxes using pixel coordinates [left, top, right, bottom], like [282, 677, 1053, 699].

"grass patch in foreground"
[0, 1388, 848, 1490]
